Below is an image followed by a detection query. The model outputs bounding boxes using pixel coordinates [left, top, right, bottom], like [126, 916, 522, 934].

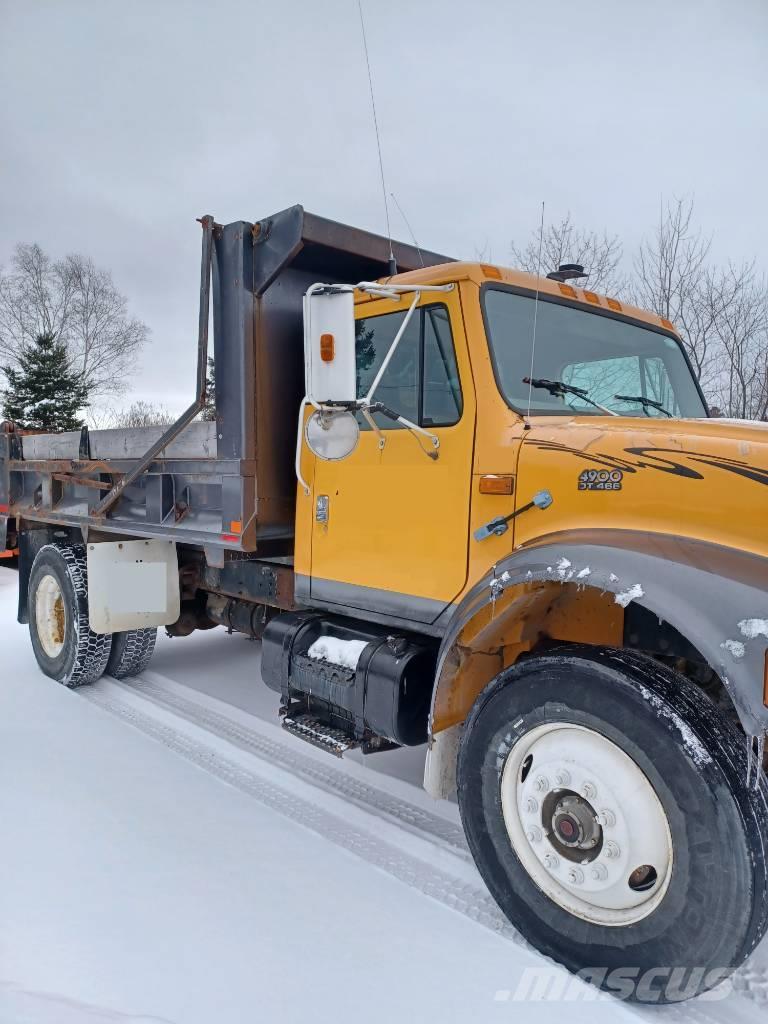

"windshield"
[482, 286, 707, 418]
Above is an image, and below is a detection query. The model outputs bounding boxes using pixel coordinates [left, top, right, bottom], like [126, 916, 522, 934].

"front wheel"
[457, 646, 768, 1003]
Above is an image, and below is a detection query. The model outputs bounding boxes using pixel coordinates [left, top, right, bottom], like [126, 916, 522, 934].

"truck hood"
[515, 415, 768, 561]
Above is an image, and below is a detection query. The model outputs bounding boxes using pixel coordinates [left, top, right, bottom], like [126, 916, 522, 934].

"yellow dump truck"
[1, 207, 766, 1001]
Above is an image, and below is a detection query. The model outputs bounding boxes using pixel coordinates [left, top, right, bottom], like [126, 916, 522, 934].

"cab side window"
[355, 304, 462, 430]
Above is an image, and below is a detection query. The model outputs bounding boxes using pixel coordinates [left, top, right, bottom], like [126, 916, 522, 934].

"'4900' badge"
[578, 469, 623, 491]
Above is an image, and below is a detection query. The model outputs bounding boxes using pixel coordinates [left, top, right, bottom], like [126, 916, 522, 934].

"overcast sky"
[2, 0, 766, 413]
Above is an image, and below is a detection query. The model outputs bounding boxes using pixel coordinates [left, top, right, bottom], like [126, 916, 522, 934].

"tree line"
[0, 240, 216, 432]
[2, 198, 766, 431]
[0, 243, 148, 430]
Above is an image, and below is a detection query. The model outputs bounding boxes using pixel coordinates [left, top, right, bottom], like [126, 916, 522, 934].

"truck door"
[307, 288, 475, 626]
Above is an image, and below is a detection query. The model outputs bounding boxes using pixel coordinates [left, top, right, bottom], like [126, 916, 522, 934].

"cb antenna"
[524, 201, 546, 428]
[390, 192, 424, 268]
[357, 0, 396, 276]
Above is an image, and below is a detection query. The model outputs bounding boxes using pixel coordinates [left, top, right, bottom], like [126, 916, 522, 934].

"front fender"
[432, 529, 768, 737]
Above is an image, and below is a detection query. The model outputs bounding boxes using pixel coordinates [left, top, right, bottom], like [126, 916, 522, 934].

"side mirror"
[303, 288, 356, 404]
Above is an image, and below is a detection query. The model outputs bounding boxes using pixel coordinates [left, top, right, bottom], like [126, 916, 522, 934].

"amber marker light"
[320, 333, 335, 362]
[479, 475, 515, 495]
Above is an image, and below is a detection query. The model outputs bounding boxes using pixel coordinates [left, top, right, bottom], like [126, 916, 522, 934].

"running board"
[281, 711, 360, 758]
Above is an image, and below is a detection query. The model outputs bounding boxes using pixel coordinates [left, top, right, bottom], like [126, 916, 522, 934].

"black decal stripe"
[530, 439, 768, 487]
[623, 448, 704, 479]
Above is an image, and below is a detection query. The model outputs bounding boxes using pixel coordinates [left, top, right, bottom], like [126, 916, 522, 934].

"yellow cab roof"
[354, 261, 677, 336]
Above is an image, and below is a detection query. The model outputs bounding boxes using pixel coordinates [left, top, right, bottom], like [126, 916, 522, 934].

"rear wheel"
[28, 543, 112, 687]
[457, 646, 768, 1003]
[106, 628, 157, 679]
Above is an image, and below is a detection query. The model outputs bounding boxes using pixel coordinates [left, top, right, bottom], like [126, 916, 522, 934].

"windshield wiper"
[614, 394, 673, 418]
[523, 377, 618, 416]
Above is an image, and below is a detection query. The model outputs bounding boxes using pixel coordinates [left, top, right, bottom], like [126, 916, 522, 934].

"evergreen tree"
[355, 319, 376, 394]
[2, 332, 90, 431]
[201, 357, 216, 421]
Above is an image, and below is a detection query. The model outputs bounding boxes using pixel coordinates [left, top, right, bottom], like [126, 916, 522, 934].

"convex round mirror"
[305, 409, 360, 461]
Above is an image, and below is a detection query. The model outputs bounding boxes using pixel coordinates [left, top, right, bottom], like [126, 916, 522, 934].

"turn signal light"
[479, 475, 515, 495]
[320, 333, 335, 362]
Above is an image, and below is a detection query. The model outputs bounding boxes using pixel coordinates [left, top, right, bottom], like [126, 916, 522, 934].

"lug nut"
[554, 769, 571, 787]
[567, 867, 584, 885]
[581, 781, 597, 800]
[590, 863, 608, 881]
[525, 826, 542, 844]
[604, 841, 621, 859]
[534, 775, 550, 794]
[525, 796, 539, 814]
[598, 808, 616, 828]
[543, 853, 560, 870]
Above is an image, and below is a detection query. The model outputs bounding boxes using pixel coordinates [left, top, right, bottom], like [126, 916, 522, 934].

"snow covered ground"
[1, 564, 767, 1024]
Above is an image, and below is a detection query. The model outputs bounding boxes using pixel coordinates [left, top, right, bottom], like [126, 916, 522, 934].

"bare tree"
[708, 265, 768, 420]
[108, 401, 176, 428]
[632, 198, 768, 416]
[90, 400, 176, 429]
[0, 243, 148, 397]
[630, 198, 717, 386]
[511, 213, 624, 294]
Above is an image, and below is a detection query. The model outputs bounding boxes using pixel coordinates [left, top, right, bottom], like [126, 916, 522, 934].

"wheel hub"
[500, 723, 673, 927]
[35, 573, 66, 659]
[546, 792, 602, 859]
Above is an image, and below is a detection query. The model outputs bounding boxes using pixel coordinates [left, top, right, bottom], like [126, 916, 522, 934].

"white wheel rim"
[35, 573, 67, 658]
[501, 723, 673, 926]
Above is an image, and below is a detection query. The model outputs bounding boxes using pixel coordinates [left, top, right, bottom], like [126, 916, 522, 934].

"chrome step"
[281, 712, 359, 758]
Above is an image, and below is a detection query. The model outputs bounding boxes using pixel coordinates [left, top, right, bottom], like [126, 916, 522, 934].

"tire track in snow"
[80, 679, 768, 1017]
[80, 683, 522, 942]
[118, 671, 470, 860]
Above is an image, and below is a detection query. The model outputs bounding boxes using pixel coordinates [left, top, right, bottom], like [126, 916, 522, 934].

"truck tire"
[28, 542, 112, 688]
[106, 628, 157, 679]
[457, 646, 768, 1003]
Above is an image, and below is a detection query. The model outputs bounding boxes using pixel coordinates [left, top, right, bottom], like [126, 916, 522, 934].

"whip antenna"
[357, 0, 396, 275]
[390, 192, 424, 267]
[525, 201, 546, 426]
